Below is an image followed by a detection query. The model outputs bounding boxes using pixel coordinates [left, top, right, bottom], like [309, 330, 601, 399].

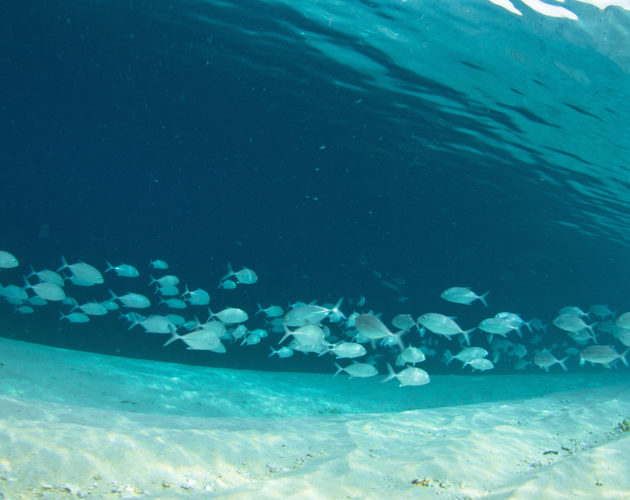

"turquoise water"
[1, 0, 630, 382]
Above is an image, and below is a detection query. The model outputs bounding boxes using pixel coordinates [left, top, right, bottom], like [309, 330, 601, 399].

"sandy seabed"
[0, 337, 629, 499]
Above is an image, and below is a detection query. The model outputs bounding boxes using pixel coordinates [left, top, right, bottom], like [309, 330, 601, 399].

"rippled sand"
[1, 337, 629, 499]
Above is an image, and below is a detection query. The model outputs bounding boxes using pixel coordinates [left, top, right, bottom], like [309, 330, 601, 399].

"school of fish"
[1, 249, 628, 388]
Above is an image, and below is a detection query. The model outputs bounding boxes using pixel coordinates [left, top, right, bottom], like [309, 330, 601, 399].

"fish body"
[269, 346, 294, 358]
[615, 312, 630, 330]
[256, 304, 284, 318]
[209, 307, 248, 324]
[589, 304, 614, 319]
[579, 345, 628, 367]
[391, 314, 417, 330]
[355, 313, 405, 349]
[334, 362, 378, 378]
[553, 313, 595, 334]
[75, 302, 108, 316]
[396, 346, 426, 366]
[149, 259, 168, 269]
[28, 267, 64, 287]
[328, 341, 367, 359]
[284, 299, 344, 327]
[23, 277, 65, 302]
[383, 363, 430, 387]
[534, 350, 568, 372]
[105, 261, 139, 277]
[441, 287, 489, 307]
[130, 315, 175, 334]
[110, 291, 151, 308]
[444, 347, 488, 366]
[478, 317, 517, 336]
[60, 311, 90, 323]
[182, 287, 210, 306]
[57, 257, 103, 285]
[160, 298, 187, 309]
[467, 358, 494, 372]
[558, 306, 588, 317]
[280, 324, 325, 348]
[222, 263, 258, 284]
[149, 274, 179, 287]
[418, 313, 473, 344]
[0, 250, 18, 268]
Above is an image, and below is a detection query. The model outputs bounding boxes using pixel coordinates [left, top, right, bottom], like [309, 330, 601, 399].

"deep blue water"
[1, 0, 630, 374]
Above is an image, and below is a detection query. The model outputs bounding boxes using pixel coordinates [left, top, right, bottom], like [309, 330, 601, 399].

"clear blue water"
[1, 0, 630, 376]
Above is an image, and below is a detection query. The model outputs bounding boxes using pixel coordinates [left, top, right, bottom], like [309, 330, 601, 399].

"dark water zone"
[1, 0, 630, 374]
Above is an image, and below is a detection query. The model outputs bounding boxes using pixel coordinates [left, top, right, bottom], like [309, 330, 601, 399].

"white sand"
[1, 337, 629, 499]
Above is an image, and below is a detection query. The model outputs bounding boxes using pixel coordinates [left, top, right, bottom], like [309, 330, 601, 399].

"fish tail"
[444, 350, 453, 365]
[392, 330, 406, 351]
[479, 291, 489, 307]
[221, 262, 234, 282]
[268, 347, 278, 358]
[462, 328, 474, 346]
[255, 303, 264, 315]
[333, 362, 344, 377]
[57, 256, 68, 272]
[558, 356, 569, 371]
[621, 349, 629, 368]
[382, 363, 396, 384]
[163, 325, 181, 347]
[278, 323, 292, 345]
[332, 297, 346, 319]
[105, 261, 114, 273]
